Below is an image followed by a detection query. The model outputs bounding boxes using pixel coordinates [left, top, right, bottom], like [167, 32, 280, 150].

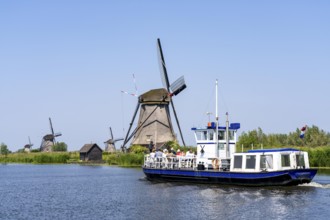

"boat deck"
[144, 155, 222, 171]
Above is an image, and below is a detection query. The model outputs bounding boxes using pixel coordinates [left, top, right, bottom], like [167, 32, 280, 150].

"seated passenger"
[185, 149, 194, 158]
[170, 148, 176, 155]
[150, 149, 156, 159]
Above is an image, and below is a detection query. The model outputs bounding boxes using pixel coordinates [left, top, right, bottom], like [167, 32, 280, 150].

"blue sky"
[1, 1, 329, 151]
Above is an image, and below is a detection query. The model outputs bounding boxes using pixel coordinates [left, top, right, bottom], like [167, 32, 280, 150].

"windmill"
[40, 117, 62, 152]
[104, 127, 124, 153]
[122, 38, 187, 150]
[24, 136, 33, 152]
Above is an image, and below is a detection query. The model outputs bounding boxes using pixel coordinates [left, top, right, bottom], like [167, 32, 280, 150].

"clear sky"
[1, 1, 329, 152]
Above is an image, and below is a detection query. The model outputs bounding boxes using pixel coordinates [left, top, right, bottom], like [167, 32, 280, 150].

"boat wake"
[299, 182, 330, 189]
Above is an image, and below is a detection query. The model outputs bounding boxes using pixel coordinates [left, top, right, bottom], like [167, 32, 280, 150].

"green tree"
[0, 143, 10, 156]
[52, 142, 68, 152]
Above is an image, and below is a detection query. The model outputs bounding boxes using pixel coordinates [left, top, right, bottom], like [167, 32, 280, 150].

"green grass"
[104, 152, 144, 167]
[0, 152, 78, 164]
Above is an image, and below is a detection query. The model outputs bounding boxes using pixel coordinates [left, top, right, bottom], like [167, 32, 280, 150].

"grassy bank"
[103, 152, 144, 167]
[0, 152, 79, 164]
[0, 151, 143, 166]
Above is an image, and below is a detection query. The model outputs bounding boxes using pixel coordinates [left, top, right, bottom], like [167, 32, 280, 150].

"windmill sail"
[170, 76, 186, 96]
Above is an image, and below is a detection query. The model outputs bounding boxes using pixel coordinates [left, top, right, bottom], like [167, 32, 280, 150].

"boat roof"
[191, 123, 240, 131]
[247, 148, 300, 153]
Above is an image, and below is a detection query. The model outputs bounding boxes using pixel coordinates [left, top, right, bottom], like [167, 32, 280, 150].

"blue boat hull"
[143, 167, 318, 186]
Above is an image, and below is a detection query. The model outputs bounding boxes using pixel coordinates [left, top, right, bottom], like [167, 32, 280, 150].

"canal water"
[0, 164, 329, 220]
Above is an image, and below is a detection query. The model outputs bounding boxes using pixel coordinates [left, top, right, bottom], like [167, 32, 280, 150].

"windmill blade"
[49, 117, 55, 136]
[121, 90, 138, 97]
[54, 132, 62, 137]
[157, 38, 171, 92]
[133, 74, 138, 96]
[170, 76, 187, 96]
[122, 101, 140, 150]
[109, 127, 114, 139]
[28, 136, 33, 147]
[170, 99, 186, 146]
[114, 138, 124, 143]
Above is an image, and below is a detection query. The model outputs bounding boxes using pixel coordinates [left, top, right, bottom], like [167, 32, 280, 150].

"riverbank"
[0, 152, 144, 167]
[1, 146, 330, 167]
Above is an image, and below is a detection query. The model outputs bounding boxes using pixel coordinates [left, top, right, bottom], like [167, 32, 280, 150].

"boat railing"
[144, 155, 197, 169]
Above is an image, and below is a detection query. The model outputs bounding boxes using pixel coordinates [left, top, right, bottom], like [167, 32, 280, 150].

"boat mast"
[226, 112, 229, 158]
[215, 79, 219, 157]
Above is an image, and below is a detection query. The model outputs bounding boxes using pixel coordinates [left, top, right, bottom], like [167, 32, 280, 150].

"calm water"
[0, 164, 329, 220]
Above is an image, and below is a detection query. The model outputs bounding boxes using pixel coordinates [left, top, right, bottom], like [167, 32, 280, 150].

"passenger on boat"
[185, 149, 194, 158]
[155, 149, 163, 159]
[155, 149, 163, 168]
[150, 149, 156, 158]
[148, 141, 154, 153]
[176, 149, 182, 156]
[185, 149, 195, 168]
[170, 148, 176, 155]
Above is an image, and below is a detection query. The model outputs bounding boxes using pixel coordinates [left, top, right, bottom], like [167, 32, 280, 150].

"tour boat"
[142, 80, 317, 186]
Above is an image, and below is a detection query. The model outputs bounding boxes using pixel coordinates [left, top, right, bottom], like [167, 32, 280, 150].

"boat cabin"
[191, 122, 240, 168]
[231, 148, 310, 172]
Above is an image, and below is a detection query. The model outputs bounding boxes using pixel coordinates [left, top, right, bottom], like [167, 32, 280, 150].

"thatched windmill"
[40, 117, 62, 152]
[24, 136, 33, 152]
[104, 127, 123, 153]
[122, 39, 187, 150]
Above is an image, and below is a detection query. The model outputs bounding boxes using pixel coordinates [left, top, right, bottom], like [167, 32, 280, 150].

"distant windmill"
[122, 38, 187, 150]
[104, 127, 124, 153]
[40, 117, 62, 152]
[24, 136, 33, 152]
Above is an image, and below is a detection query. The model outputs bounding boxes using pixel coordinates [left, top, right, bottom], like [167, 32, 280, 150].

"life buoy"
[212, 159, 220, 169]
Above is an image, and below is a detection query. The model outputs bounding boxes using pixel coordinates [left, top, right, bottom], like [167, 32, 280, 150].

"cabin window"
[246, 155, 256, 169]
[209, 130, 214, 140]
[195, 131, 208, 141]
[260, 155, 273, 169]
[233, 155, 242, 169]
[296, 154, 305, 167]
[229, 130, 234, 141]
[281, 154, 290, 167]
[202, 131, 207, 140]
[218, 143, 224, 150]
[218, 131, 225, 140]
